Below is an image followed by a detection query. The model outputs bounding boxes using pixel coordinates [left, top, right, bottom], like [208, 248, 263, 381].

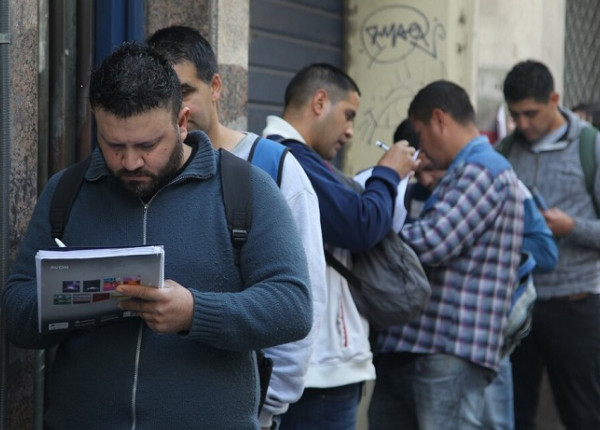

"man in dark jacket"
[2, 42, 312, 429]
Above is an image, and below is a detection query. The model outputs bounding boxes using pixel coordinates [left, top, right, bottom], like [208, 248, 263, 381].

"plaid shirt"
[379, 136, 524, 372]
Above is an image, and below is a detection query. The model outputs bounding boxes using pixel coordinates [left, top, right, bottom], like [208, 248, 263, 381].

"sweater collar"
[84, 130, 218, 183]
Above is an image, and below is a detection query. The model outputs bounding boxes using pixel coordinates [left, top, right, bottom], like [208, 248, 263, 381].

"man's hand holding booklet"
[36, 245, 164, 334]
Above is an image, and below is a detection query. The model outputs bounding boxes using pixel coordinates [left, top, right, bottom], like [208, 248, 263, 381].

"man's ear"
[431, 108, 447, 132]
[178, 106, 191, 140]
[311, 89, 329, 116]
[549, 91, 560, 107]
[210, 74, 223, 102]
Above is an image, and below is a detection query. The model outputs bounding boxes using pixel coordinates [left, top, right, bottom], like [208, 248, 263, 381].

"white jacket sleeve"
[259, 155, 328, 428]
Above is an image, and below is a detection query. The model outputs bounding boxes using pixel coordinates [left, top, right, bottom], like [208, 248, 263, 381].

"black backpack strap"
[324, 249, 362, 291]
[49, 157, 92, 240]
[219, 149, 252, 265]
[220, 149, 272, 415]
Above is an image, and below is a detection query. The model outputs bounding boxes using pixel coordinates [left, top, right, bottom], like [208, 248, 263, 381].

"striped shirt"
[379, 136, 524, 372]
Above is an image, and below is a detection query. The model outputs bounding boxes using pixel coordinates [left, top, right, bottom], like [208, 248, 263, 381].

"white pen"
[54, 238, 67, 248]
[375, 140, 390, 151]
[376, 141, 420, 161]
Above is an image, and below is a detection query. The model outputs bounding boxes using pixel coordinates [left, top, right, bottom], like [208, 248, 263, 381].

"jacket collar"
[263, 115, 307, 144]
[513, 107, 586, 153]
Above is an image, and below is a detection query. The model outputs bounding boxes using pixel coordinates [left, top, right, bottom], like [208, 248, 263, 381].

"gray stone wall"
[6, 0, 40, 428]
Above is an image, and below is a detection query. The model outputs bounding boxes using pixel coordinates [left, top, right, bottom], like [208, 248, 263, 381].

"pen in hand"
[375, 140, 420, 161]
[375, 140, 390, 151]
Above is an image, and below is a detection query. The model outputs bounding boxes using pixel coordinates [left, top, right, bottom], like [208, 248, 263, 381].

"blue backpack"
[248, 136, 288, 187]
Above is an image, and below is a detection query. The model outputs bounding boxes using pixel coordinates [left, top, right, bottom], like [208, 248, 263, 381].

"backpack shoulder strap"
[220, 148, 271, 414]
[324, 249, 363, 291]
[220, 149, 252, 265]
[49, 157, 92, 240]
[247, 136, 289, 187]
[496, 133, 516, 158]
[578, 126, 600, 216]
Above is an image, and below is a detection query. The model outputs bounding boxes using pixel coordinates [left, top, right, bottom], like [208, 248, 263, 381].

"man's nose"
[514, 116, 529, 131]
[122, 149, 144, 171]
[345, 124, 354, 139]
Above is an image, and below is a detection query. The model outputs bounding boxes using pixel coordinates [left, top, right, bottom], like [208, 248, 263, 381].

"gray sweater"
[501, 108, 600, 298]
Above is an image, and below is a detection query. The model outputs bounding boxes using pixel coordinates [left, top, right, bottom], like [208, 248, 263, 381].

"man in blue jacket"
[370, 80, 524, 429]
[264, 63, 418, 429]
[385, 117, 558, 430]
[2, 42, 312, 430]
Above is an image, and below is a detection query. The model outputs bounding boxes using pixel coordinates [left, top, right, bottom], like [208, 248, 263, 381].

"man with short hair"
[369, 80, 524, 430]
[263, 63, 418, 429]
[501, 60, 600, 429]
[391, 116, 558, 430]
[2, 41, 312, 429]
[147, 26, 328, 430]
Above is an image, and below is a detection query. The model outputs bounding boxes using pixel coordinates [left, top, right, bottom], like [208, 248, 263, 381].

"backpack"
[324, 230, 431, 330]
[324, 172, 430, 330]
[48, 138, 288, 414]
[266, 135, 431, 330]
[248, 136, 288, 187]
[497, 125, 600, 216]
[501, 250, 536, 356]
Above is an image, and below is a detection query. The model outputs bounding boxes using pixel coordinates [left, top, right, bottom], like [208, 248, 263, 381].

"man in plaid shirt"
[369, 80, 524, 430]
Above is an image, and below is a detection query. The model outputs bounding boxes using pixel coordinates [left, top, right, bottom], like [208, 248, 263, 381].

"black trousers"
[512, 293, 600, 430]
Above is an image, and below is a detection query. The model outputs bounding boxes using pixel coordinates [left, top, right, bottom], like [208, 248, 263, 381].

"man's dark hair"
[147, 25, 218, 84]
[503, 60, 554, 104]
[284, 63, 361, 110]
[393, 118, 419, 149]
[89, 41, 182, 121]
[408, 80, 475, 126]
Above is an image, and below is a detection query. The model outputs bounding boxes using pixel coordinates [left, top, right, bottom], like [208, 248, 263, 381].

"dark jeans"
[512, 293, 600, 430]
[279, 382, 363, 430]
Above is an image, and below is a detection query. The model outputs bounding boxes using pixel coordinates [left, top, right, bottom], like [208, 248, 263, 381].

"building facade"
[2, 0, 598, 428]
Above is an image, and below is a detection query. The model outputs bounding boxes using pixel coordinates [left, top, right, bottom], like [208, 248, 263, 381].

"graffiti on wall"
[360, 4, 446, 66]
[355, 4, 447, 150]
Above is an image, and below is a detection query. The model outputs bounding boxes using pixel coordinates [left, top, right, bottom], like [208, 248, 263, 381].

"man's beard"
[110, 136, 184, 199]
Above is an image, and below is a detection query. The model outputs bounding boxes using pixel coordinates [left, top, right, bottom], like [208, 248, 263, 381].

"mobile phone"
[530, 186, 548, 211]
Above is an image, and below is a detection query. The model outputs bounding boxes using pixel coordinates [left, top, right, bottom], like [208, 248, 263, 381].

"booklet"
[36, 245, 164, 334]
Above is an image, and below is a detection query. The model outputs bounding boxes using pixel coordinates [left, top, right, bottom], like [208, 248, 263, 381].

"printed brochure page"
[36, 245, 164, 334]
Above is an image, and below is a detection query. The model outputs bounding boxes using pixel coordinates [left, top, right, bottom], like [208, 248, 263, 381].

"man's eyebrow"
[103, 137, 161, 147]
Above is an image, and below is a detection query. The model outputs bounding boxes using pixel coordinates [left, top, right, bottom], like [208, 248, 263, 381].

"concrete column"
[146, 0, 249, 130]
[6, 0, 40, 428]
[475, 0, 565, 137]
